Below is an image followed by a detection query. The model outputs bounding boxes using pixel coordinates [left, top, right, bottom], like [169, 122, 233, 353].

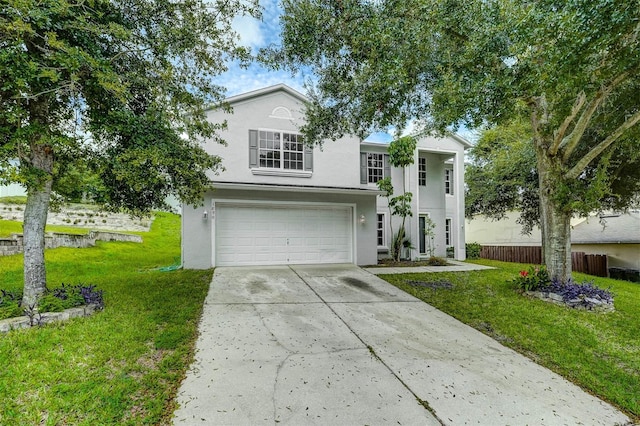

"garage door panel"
[215, 204, 353, 266]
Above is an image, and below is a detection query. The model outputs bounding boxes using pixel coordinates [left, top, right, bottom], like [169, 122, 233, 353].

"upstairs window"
[249, 129, 313, 173]
[368, 153, 384, 183]
[258, 130, 304, 170]
[360, 152, 390, 184]
[418, 157, 427, 186]
[445, 168, 453, 194]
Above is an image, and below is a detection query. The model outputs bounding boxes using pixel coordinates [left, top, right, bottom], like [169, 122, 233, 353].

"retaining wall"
[0, 231, 142, 256]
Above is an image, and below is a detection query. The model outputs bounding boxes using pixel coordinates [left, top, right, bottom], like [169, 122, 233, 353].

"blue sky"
[218, 1, 307, 96]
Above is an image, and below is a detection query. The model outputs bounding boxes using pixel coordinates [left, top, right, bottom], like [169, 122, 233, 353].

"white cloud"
[232, 15, 265, 49]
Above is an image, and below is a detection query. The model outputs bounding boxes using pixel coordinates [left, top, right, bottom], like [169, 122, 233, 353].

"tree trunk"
[22, 146, 54, 308]
[536, 146, 572, 283]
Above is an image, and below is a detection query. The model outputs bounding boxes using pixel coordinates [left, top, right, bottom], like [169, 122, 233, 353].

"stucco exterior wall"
[182, 188, 378, 268]
[572, 243, 640, 269]
[204, 90, 361, 188]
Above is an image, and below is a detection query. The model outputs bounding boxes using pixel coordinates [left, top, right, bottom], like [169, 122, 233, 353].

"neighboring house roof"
[571, 212, 640, 244]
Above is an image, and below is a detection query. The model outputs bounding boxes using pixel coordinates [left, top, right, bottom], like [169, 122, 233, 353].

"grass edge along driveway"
[0, 212, 212, 425]
[380, 259, 639, 422]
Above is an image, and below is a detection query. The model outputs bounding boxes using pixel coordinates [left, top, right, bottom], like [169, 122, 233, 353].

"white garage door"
[215, 204, 353, 266]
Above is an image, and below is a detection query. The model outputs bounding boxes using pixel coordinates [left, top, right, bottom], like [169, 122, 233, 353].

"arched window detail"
[269, 106, 293, 120]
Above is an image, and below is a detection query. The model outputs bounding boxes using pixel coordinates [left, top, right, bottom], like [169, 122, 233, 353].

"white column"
[455, 151, 467, 260]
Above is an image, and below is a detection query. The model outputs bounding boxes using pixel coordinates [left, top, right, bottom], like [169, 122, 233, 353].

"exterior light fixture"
[359, 214, 366, 224]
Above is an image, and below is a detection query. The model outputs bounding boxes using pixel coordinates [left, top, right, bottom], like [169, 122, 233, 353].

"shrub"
[0, 302, 23, 320]
[0, 284, 104, 320]
[512, 265, 550, 291]
[446, 246, 455, 258]
[427, 256, 448, 266]
[540, 278, 613, 304]
[38, 294, 67, 313]
[466, 242, 482, 259]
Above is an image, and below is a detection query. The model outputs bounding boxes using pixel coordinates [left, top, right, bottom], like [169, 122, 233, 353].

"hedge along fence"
[0, 231, 142, 256]
[480, 245, 609, 277]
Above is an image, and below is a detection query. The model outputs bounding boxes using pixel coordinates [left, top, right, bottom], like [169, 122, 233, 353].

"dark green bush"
[38, 294, 67, 313]
[427, 256, 448, 266]
[466, 242, 482, 259]
[0, 302, 23, 320]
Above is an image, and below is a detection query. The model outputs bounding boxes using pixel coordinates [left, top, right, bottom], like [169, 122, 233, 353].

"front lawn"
[0, 212, 212, 425]
[380, 259, 640, 421]
[0, 219, 92, 237]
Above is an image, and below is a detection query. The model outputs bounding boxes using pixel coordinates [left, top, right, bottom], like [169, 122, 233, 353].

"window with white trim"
[258, 130, 304, 170]
[368, 153, 384, 183]
[445, 218, 452, 246]
[445, 168, 453, 195]
[418, 157, 427, 186]
[377, 213, 386, 247]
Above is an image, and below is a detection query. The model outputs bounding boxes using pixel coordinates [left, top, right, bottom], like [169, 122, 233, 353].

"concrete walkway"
[363, 260, 495, 275]
[173, 264, 631, 425]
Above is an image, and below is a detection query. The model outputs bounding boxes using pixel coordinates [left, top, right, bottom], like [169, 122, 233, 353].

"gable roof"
[572, 212, 640, 244]
[224, 84, 307, 105]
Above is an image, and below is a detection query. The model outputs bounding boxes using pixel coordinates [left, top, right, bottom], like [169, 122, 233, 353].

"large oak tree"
[272, 0, 640, 281]
[1, 0, 260, 306]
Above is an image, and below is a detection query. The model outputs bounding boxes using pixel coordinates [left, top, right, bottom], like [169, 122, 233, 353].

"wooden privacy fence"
[480, 246, 609, 277]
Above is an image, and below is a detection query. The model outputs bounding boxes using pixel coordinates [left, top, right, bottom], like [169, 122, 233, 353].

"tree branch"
[550, 91, 585, 156]
[565, 109, 640, 179]
[561, 71, 629, 162]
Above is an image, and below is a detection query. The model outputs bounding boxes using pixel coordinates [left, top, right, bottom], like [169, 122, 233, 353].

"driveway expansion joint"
[287, 266, 445, 424]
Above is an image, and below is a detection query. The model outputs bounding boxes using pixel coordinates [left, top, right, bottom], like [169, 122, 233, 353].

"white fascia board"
[211, 181, 384, 196]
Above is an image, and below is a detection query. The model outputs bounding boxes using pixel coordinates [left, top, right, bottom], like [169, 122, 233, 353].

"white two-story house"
[182, 84, 469, 268]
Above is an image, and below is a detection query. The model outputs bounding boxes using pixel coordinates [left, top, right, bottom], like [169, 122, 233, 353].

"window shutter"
[304, 145, 313, 171]
[383, 154, 391, 178]
[248, 130, 258, 168]
[360, 153, 367, 184]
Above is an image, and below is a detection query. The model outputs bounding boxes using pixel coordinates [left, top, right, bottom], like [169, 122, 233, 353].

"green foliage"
[465, 118, 540, 233]
[0, 302, 23, 320]
[465, 243, 482, 259]
[376, 177, 394, 198]
[388, 136, 417, 168]
[1, 0, 258, 211]
[37, 294, 66, 313]
[426, 256, 448, 266]
[389, 192, 413, 220]
[512, 265, 550, 292]
[0, 196, 27, 205]
[446, 246, 455, 258]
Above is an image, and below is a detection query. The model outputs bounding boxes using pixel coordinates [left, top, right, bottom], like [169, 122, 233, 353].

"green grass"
[380, 259, 640, 421]
[0, 212, 212, 425]
[0, 219, 92, 237]
[0, 196, 27, 204]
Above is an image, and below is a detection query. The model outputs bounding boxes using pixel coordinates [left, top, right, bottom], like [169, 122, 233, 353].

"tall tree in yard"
[273, 0, 640, 281]
[0, 0, 260, 307]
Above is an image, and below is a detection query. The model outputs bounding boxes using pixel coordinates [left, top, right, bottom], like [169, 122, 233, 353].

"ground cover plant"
[380, 259, 639, 421]
[0, 284, 104, 321]
[0, 212, 212, 425]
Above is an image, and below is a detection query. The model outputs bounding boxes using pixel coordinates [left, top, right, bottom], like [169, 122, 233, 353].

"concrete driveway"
[173, 264, 630, 425]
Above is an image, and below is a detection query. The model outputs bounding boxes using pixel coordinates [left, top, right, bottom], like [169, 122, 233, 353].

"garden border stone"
[0, 304, 102, 333]
[526, 291, 615, 312]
